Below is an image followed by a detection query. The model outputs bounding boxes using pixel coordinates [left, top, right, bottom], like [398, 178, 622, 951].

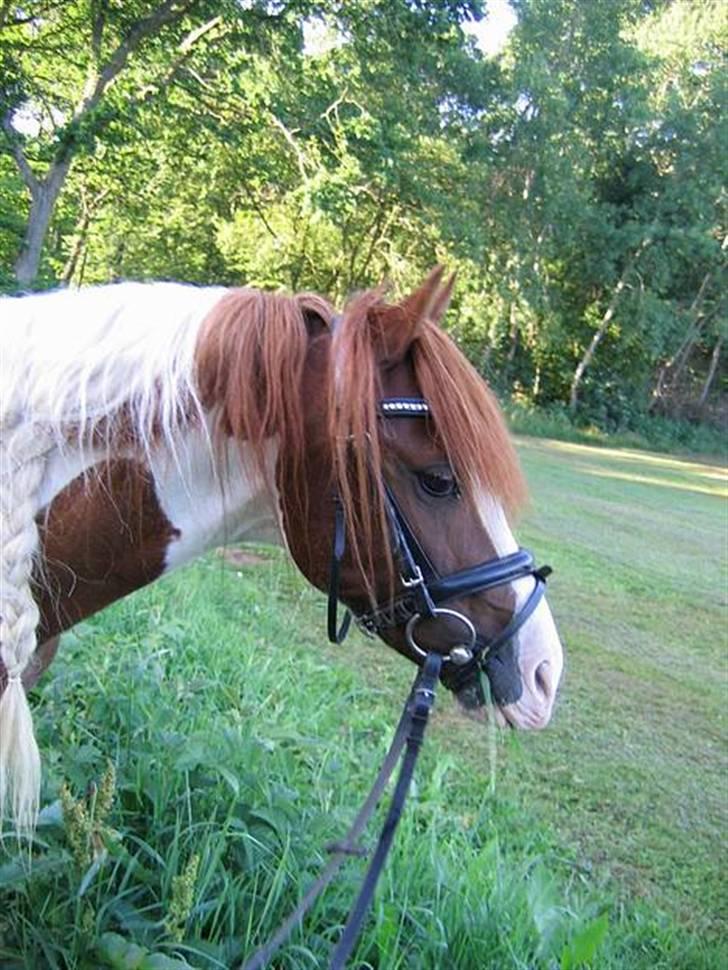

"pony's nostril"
[533, 659, 552, 699]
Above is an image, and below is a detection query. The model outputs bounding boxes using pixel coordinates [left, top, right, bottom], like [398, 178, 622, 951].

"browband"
[379, 398, 431, 416]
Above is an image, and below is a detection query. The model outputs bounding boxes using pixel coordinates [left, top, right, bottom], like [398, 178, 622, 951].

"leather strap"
[328, 652, 442, 968]
[426, 548, 538, 605]
[328, 495, 352, 644]
[240, 654, 442, 970]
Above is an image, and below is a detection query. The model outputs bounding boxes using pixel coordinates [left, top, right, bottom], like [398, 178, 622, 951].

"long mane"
[1, 283, 335, 481]
[195, 287, 335, 482]
[326, 288, 526, 593]
[413, 322, 526, 511]
[197, 284, 525, 596]
[1, 282, 227, 468]
[2, 281, 522, 517]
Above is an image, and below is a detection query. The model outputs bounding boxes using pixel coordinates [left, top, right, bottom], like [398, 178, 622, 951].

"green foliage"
[506, 398, 727, 457]
[98, 932, 195, 969]
[560, 914, 609, 970]
[0, 0, 724, 430]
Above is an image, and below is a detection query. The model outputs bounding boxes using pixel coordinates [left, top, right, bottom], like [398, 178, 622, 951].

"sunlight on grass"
[573, 464, 728, 497]
[519, 435, 728, 478]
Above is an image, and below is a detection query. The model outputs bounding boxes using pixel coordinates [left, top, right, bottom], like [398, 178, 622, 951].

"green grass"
[1, 437, 726, 969]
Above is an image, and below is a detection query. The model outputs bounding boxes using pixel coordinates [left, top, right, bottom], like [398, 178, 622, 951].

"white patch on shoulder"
[8, 282, 285, 576]
[37, 424, 282, 577]
[38, 446, 107, 510]
[151, 429, 282, 572]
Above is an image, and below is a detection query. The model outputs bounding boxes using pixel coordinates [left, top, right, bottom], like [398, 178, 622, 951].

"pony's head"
[268, 268, 564, 728]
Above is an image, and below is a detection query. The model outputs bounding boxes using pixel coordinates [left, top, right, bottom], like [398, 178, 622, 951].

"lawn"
[0, 437, 725, 969]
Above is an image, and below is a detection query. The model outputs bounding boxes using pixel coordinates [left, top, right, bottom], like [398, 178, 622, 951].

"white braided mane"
[0, 281, 227, 833]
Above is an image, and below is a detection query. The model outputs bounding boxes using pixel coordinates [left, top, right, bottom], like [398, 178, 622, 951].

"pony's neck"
[41, 423, 282, 573]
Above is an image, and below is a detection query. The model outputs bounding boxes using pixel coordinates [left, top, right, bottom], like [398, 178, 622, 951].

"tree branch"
[90, 0, 106, 63]
[569, 231, 655, 411]
[74, 0, 197, 124]
[270, 113, 310, 182]
[1, 112, 40, 196]
[132, 15, 223, 105]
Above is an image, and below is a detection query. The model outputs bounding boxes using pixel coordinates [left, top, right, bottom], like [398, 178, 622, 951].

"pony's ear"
[370, 266, 454, 367]
[425, 270, 456, 325]
[301, 307, 328, 337]
[400, 265, 454, 326]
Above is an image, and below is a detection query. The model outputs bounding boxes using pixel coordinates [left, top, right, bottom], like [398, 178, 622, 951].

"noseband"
[328, 397, 552, 699]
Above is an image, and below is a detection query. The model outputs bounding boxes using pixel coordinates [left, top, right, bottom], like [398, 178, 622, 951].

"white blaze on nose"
[477, 494, 564, 729]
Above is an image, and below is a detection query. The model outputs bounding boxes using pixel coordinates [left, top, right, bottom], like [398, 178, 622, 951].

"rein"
[241, 653, 442, 970]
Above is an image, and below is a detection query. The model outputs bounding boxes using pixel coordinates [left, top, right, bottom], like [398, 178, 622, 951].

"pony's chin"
[453, 682, 485, 713]
[455, 703, 488, 725]
[453, 687, 515, 729]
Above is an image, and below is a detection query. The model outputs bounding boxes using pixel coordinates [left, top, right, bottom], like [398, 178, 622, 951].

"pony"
[0, 268, 563, 834]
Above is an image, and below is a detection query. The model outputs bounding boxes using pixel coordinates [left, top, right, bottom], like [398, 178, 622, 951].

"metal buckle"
[355, 617, 377, 639]
[414, 685, 436, 701]
[400, 564, 425, 589]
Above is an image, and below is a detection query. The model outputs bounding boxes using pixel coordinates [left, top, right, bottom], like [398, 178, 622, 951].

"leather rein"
[242, 396, 552, 968]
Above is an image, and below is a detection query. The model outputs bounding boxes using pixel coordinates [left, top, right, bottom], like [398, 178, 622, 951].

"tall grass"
[0, 559, 603, 968]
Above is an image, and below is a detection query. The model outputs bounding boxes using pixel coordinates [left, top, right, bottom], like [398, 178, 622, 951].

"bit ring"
[405, 608, 477, 664]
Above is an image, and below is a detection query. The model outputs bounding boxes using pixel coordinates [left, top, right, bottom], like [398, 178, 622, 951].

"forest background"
[1, 0, 725, 453]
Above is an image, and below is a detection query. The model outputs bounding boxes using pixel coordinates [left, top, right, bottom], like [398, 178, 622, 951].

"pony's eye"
[418, 469, 459, 498]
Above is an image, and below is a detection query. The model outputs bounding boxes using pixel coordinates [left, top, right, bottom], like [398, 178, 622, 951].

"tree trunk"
[505, 300, 518, 364]
[649, 234, 726, 413]
[60, 211, 91, 286]
[14, 159, 71, 287]
[569, 234, 653, 412]
[649, 271, 713, 411]
[6, 0, 198, 288]
[61, 187, 110, 285]
[697, 332, 724, 412]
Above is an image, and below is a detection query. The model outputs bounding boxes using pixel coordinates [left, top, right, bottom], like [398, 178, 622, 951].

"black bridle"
[328, 396, 552, 702]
